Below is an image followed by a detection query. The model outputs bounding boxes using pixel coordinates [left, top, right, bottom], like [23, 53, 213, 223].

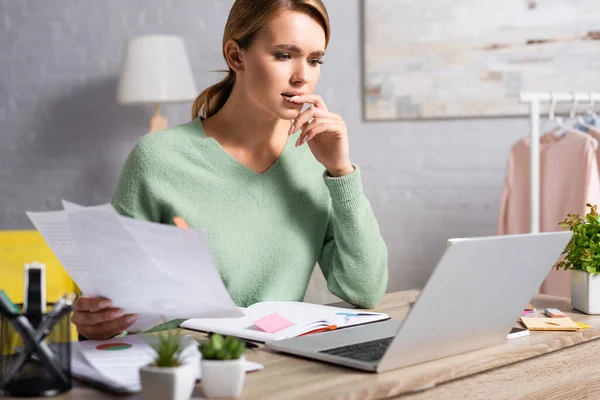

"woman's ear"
[224, 39, 245, 73]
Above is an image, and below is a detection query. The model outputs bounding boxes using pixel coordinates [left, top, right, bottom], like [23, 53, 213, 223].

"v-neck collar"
[188, 118, 304, 205]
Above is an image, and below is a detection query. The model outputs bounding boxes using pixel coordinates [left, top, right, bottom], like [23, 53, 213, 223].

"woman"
[73, 0, 388, 340]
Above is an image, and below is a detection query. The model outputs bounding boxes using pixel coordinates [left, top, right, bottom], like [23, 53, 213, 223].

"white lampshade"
[117, 35, 198, 104]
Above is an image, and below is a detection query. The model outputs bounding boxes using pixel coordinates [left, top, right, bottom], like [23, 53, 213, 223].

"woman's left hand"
[286, 94, 354, 177]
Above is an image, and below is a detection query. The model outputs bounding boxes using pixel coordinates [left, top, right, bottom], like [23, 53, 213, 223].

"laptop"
[265, 231, 572, 372]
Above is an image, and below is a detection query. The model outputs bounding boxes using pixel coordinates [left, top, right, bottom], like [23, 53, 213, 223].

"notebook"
[71, 334, 263, 394]
[180, 301, 390, 343]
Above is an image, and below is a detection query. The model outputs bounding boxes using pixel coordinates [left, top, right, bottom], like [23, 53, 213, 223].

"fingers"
[296, 119, 314, 139]
[289, 106, 328, 136]
[297, 119, 338, 147]
[72, 296, 138, 340]
[287, 94, 328, 111]
[76, 314, 139, 340]
[71, 307, 125, 326]
[74, 296, 112, 312]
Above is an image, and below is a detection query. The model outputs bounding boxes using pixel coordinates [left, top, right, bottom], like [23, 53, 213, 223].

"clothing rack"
[518, 91, 600, 234]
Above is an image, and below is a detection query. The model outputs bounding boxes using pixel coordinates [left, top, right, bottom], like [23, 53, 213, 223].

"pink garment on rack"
[497, 131, 600, 297]
[587, 127, 600, 170]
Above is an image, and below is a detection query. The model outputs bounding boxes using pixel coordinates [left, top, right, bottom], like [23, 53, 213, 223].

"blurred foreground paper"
[26, 201, 243, 326]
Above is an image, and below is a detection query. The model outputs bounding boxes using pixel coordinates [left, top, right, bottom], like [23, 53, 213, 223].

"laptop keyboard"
[320, 336, 394, 363]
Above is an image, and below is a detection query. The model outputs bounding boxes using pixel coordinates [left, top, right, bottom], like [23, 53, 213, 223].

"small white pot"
[139, 362, 197, 400]
[571, 270, 600, 314]
[200, 355, 246, 398]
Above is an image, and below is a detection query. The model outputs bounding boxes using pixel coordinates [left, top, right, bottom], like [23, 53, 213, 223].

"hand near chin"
[286, 94, 354, 177]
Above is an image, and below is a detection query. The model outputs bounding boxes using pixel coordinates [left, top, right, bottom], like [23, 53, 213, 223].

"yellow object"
[520, 316, 580, 331]
[0, 230, 79, 341]
[575, 321, 591, 329]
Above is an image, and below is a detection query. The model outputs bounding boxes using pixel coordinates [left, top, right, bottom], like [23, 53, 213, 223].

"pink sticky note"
[254, 312, 294, 334]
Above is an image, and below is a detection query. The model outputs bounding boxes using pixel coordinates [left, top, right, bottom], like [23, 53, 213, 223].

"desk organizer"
[0, 301, 72, 397]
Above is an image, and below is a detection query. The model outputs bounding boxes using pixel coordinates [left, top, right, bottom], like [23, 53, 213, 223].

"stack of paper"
[71, 334, 263, 393]
[26, 201, 244, 331]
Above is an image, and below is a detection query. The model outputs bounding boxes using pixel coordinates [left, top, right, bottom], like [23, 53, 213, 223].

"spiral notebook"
[180, 301, 390, 343]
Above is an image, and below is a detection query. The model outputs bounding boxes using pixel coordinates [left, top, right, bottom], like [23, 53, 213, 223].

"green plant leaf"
[199, 334, 246, 360]
[148, 330, 184, 368]
[554, 204, 600, 273]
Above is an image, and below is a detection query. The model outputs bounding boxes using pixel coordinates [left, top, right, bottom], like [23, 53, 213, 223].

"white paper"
[73, 334, 263, 393]
[63, 200, 214, 330]
[77, 334, 181, 389]
[25, 210, 97, 295]
[71, 347, 134, 393]
[61, 200, 114, 213]
[127, 314, 170, 333]
[26, 200, 244, 321]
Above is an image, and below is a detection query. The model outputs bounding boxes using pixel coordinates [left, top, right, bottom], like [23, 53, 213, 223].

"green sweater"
[111, 118, 388, 331]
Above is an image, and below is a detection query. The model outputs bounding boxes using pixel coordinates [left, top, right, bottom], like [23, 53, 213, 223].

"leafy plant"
[555, 203, 600, 274]
[148, 330, 185, 368]
[199, 334, 246, 360]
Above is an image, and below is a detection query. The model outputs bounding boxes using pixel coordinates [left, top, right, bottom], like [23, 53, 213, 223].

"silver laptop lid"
[378, 231, 572, 372]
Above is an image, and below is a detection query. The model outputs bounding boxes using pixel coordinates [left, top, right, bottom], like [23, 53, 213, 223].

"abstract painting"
[363, 0, 600, 120]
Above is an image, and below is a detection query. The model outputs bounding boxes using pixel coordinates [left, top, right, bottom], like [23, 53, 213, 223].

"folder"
[180, 301, 390, 343]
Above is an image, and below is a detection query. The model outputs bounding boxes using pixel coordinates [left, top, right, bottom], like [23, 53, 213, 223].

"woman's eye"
[309, 59, 324, 66]
[275, 53, 292, 60]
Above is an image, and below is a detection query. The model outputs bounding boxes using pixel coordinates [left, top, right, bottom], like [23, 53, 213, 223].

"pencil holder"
[0, 302, 72, 397]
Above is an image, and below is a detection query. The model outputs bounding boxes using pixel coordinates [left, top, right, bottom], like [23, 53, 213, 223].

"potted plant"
[139, 330, 197, 400]
[199, 334, 247, 398]
[555, 203, 600, 314]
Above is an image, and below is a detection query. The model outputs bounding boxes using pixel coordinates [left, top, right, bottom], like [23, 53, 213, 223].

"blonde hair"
[191, 0, 330, 120]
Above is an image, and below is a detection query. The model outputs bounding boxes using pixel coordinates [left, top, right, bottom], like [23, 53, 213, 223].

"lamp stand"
[149, 103, 168, 133]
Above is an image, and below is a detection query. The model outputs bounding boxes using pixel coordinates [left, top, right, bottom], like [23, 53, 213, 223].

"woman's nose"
[291, 63, 308, 85]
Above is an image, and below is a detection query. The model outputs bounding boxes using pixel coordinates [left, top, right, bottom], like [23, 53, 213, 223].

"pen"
[300, 325, 337, 336]
[4, 293, 74, 384]
[0, 289, 19, 314]
[4, 311, 70, 387]
[335, 312, 379, 317]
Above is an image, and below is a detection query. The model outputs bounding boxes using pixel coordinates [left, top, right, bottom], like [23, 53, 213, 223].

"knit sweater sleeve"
[111, 136, 161, 222]
[317, 165, 389, 309]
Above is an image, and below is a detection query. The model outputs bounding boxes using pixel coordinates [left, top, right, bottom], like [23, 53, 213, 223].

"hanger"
[554, 92, 587, 136]
[544, 92, 566, 138]
[577, 91, 600, 131]
[577, 94, 597, 131]
[540, 92, 561, 137]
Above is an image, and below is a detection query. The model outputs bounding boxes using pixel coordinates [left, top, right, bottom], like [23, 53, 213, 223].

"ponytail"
[193, 0, 330, 120]
[191, 70, 236, 120]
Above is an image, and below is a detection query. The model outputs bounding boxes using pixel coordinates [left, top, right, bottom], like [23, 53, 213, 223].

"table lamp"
[117, 35, 198, 133]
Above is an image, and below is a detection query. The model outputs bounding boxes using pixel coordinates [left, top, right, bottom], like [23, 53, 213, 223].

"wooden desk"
[6, 291, 600, 399]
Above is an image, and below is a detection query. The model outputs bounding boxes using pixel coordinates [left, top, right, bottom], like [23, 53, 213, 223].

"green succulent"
[555, 203, 600, 274]
[199, 334, 246, 360]
[148, 330, 185, 368]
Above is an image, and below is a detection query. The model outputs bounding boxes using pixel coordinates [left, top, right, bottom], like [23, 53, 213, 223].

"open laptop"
[265, 231, 572, 373]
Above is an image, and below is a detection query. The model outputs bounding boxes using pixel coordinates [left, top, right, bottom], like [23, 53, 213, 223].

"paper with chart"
[26, 201, 244, 324]
[75, 334, 197, 392]
[73, 334, 263, 393]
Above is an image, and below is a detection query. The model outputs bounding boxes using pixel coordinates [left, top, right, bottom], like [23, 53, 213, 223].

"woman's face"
[239, 10, 326, 120]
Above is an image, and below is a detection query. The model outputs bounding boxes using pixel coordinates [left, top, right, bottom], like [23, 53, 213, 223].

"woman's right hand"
[72, 296, 138, 340]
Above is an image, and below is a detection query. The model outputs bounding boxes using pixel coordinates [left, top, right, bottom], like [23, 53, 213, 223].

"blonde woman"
[73, 0, 388, 340]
